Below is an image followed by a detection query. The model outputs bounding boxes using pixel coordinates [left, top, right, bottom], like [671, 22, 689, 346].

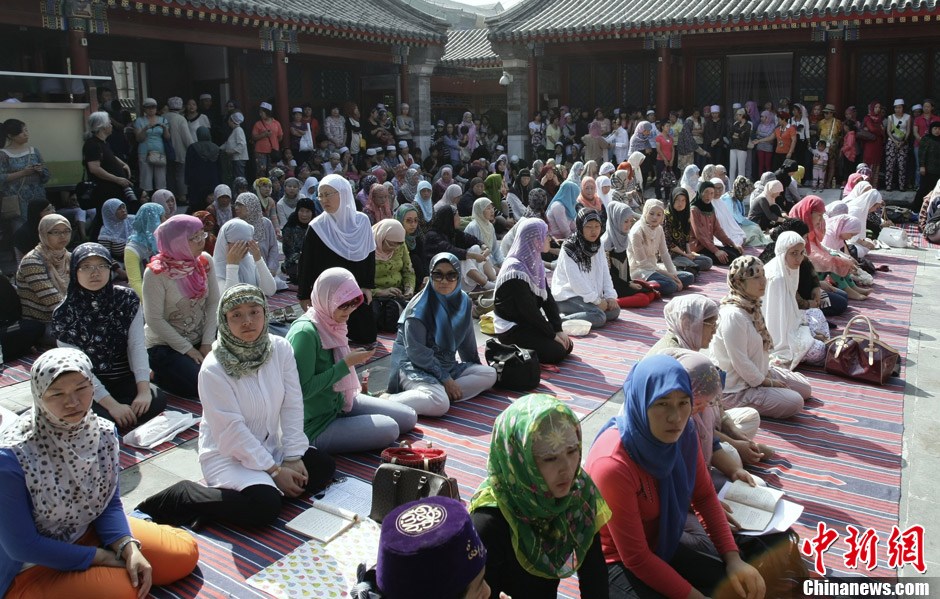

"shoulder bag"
[485, 338, 540, 391]
[369, 463, 460, 523]
[380, 440, 447, 475]
[75, 163, 97, 210]
[824, 315, 900, 385]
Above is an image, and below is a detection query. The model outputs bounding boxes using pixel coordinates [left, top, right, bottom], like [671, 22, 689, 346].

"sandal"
[875, 264, 890, 272]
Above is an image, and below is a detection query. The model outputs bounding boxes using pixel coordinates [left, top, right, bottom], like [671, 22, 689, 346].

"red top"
[252, 118, 284, 154]
[689, 206, 735, 254]
[774, 125, 797, 155]
[584, 428, 737, 599]
[656, 134, 674, 163]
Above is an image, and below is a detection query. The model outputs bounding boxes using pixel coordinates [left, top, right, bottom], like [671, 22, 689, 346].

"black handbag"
[484, 338, 540, 391]
[75, 166, 97, 210]
[373, 296, 405, 333]
[369, 463, 460, 523]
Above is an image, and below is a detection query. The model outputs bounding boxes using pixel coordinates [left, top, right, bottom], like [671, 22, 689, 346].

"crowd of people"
[0, 91, 931, 599]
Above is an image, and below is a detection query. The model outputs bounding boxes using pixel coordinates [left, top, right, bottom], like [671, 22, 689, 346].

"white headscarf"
[710, 178, 746, 246]
[470, 197, 497, 250]
[762, 231, 814, 369]
[310, 174, 376, 262]
[213, 184, 233, 227]
[595, 175, 613, 207]
[598, 161, 615, 178]
[845, 188, 882, 243]
[301, 176, 319, 199]
[680, 164, 700, 197]
[213, 219, 260, 287]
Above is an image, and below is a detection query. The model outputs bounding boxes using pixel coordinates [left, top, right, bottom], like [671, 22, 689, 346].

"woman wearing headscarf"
[137, 284, 335, 526]
[494, 218, 572, 364]
[676, 115, 707, 171]
[790, 195, 855, 278]
[629, 199, 691, 297]
[371, 219, 416, 330]
[280, 198, 316, 284]
[301, 175, 320, 202]
[15, 214, 71, 344]
[842, 186, 884, 259]
[628, 120, 656, 184]
[123, 202, 165, 297]
[233, 192, 280, 282]
[512, 168, 533, 206]
[663, 187, 712, 278]
[820, 214, 871, 300]
[762, 232, 829, 368]
[722, 176, 767, 246]
[207, 183, 233, 228]
[396, 168, 420, 208]
[395, 203, 426, 286]
[585, 355, 766, 599]
[539, 164, 560, 200]
[435, 182, 463, 213]
[748, 179, 787, 230]
[53, 242, 167, 431]
[286, 269, 416, 452]
[754, 111, 777, 176]
[582, 159, 600, 182]
[566, 161, 585, 183]
[96, 198, 134, 261]
[708, 256, 811, 419]
[184, 126, 222, 213]
[0, 348, 199, 598]
[143, 214, 220, 398]
[861, 101, 886, 188]
[464, 196, 505, 271]
[386, 253, 497, 417]
[603, 201, 659, 308]
[412, 179, 435, 228]
[12, 198, 53, 264]
[193, 210, 217, 254]
[546, 179, 580, 240]
[482, 173, 517, 232]
[705, 177, 748, 250]
[581, 122, 610, 164]
[296, 174, 377, 344]
[456, 176, 483, 218]
[470, 393, 610, 598]
[362, 181, 392, 226]
[275, 176, 302, 229]
[552, 208, 620, 329]
[213, 219, 277, 297]
[576, 176, 606, 226]
[595, 174, 614, 208]
[150, 188, 177, 218]
[424, 204, 494, 292]
[679, 164, 700, 198]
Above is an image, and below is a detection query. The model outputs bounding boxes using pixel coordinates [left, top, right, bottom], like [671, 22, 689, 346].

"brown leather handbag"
[369, 464, 460, 523]
[824, 315, 900, 385]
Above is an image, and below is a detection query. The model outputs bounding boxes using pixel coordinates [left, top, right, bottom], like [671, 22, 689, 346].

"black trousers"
[497, 323, 571, 365]
[607, 544, 727, 599]
[911, 172, 939, 214]
[697, 245, 741, 266]
[92, 370, 166, 427]
[136, 446, 335, 528]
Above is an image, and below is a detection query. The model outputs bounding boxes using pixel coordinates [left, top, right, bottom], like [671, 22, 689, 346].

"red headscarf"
[867, 101, 884, 125]
[790, 196, 854, 277]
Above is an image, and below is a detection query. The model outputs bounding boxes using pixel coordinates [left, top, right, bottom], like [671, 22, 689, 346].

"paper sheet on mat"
[246, 518, 381, 598]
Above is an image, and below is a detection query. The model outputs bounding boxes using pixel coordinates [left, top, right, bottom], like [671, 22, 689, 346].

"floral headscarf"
[496, 217, 548, 299]
[213, 283, 273, 379]
[663, 294, 719, 351]
[128, 202, 165, 255]
[723, 256, 773, 351]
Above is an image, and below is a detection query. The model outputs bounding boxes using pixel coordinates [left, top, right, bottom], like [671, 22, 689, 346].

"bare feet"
[757, 444, 775, 459]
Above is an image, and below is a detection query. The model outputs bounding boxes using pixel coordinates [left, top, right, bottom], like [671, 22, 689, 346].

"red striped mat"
[903, 221, 940, 249]
[0, 354, 38, 389]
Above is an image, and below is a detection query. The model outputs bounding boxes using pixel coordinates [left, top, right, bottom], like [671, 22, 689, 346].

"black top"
[0, 275, 21, 326]
[730, 121, 752, 151]
[82, 136, 125, 203]
[493, 278, 562, 338]
[458, 190, 481, 216]
[471, 507, 608, 599]
[296, 230, 376, 301]
[422, 229, 480, 263]
[702, 117, 729, 149]
[748, 197, 783, 230]
[796, 259, 820, 309]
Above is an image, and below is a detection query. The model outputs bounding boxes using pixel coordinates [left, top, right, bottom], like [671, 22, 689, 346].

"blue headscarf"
[399, 252, 471, 354]
[548, 180, 581, 220]
[127, 202, 165, 254]
[594, 355, 697, 561]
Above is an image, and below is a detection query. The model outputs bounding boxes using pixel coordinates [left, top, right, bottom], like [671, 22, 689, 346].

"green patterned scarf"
[213, 284, 273, 379]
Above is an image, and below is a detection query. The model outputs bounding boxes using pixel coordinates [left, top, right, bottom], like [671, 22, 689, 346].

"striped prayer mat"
[0, 354, 37, 389]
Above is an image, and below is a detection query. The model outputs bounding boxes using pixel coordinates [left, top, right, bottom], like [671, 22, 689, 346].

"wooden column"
[826, 37, 844, 111]
[68, 29, 90, 75]
[274, 49, 289, 135]
[657, 46, 670, 117]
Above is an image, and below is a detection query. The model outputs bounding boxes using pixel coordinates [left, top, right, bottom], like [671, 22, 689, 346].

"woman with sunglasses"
[52, 243, 166, 429]
[287, 268, 416, 453]
[296, 174, 378, 344]
[142, 215, 220, 399]
[386, 253, 497, 417]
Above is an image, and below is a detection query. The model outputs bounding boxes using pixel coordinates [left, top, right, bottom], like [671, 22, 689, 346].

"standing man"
[164, 96, 194, 206]
[703, 104, 729, 169]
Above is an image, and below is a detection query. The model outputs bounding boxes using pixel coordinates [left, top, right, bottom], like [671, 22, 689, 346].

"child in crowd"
[812, 140, 828, 191]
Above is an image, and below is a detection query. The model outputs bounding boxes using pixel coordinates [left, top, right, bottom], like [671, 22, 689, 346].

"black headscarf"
[430, 204, 458, 242]
[512, 168, 532, 205]
[13, 199, 52, 255]
[563, 208, 602, 272]
[191, 126, 220, 162]
[285, 198, 317, 229]
[774, 159, 799, 189]
[691, 180, 716, 214]
[525, 188, 549, 221]
[666, 187, 691, 235]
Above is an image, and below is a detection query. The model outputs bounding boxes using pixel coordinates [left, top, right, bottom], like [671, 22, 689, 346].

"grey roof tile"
[441, 28, 500, 67]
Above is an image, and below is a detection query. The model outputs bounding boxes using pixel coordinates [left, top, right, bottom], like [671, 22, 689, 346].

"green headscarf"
[213, 283, 273, 379]
[483, 173, 504, 213]
[469, 394, 611, 579]
[394, 202, 419, 250]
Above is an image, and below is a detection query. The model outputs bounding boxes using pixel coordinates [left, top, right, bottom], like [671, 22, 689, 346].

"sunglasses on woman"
[337, 297, 362, 311]
[430, 270, 460, 282]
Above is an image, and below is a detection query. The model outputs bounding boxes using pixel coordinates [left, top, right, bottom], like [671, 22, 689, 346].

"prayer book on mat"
[286, 501, 360, 543]
[718, 480, 804, 536]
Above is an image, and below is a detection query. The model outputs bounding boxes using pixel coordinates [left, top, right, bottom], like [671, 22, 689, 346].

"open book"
[286, 501, 360, 543]
[717, 480, 804, 536]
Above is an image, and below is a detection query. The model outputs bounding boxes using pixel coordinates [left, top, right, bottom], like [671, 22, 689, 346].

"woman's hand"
[114, 176, 132, 188]
[715, 249, 730, 264]
[282, 459, 308, 486]
[721, 500, 742, 532]
[343, 349, 375, 368]
[130, 391, 153, 418]
[730, 439, 765, 465]
[467, 252, 485, 262]
[629, 281, 643, 291]
[273, 466, 306, 497]
[247, 240, 262, 262]
[725, 554, 766, 599]
[186, 349, 204, 365]
[226, 240, 249, 265]
[101, 396, 137, 428]
[730, 468, 756, 487]
[123, 543, 153, 599]
[443, 378, 463, 402]
[361, 288, 373, 305]
[554, 331, 572, 350]
[672, 274, 684, 290]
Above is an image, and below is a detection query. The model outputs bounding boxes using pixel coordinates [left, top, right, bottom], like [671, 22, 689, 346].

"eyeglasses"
[189, 231, 208, 242]
[47, 229, 71, 237]
[78, 264, 111, 274]
[430, 270, 460, 282]
[337, 297, 362, 311]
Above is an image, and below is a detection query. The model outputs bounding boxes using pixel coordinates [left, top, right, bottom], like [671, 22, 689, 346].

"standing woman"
[133, 98, 170, 195]
[861, 101, 886, 188]
[15, 214, 71, 346]
[0, 348, 198, 599]
[125, 202, 165, 297]
[1, 119, 50, 240]
[53, 243, 166, 429]
[137, 285, 336, 527]
[689, 181, 743, 265]
[184, 126, 222, 213]
[297, 173, 377, 344]
[143, 214, 220, 399]
[386, 253, 497, 417]
[470, 393, 611, 598]
[287, 268, 417, 453]
[494, 218, 573, 364]
[82, 112, 132, 236]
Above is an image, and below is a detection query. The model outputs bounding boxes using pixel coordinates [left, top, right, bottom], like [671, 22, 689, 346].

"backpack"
[484, 338, 540, 391]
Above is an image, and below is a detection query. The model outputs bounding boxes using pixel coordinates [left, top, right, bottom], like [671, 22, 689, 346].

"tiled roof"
[487, 0, 940, 41]
[125, 0, 449, 44]
[441, 28, 500, 67]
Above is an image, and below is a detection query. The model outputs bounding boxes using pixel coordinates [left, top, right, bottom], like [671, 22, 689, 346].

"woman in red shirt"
[755, 110, 796, 172]
[585, 355, 765, 599]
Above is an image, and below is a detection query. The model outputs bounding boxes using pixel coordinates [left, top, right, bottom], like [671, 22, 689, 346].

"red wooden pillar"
[657, 46, 670, 117]
[275, 49, 289, 136]
[826, 37, 844, 111]
[528, 55, 538, 117]
[68, 29, 90, 75]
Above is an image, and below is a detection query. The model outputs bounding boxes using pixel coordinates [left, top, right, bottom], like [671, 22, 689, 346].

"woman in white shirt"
[550, 208, 620, 329]
[628, 199, 691, 296]
[136, 284, 335, 528]
[708, 256, 811, 419]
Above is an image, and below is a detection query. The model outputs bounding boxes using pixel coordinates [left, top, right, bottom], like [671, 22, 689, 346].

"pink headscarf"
[791, 196, 855, 277]
[822, 215, 863, 253]
[307, 267, 363, 411]
[149, 215, 208, 299]
[589, 121, 603, 138]
[842, 173, 865, 197]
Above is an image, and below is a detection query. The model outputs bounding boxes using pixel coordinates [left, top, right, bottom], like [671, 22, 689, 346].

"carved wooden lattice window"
[797, 54, 826, 103]
[894, 51, 927, 108]
[622, 62, 644, 109]
[568, 63, 592, 111]
[594, 63, 619, 111]
[648, 63, 657, 107]
[247, 62, 275, 101]
[695, 58, 723, 110]
[856, 52, 890, 112]
[933, 51, 940, 100]
[316, 70, 352, 104]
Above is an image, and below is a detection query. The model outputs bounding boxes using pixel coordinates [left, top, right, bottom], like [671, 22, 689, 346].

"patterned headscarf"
[149, 215, 209, 299]
[365, 183, 393, 223]
[723, 256, 773, 351]
[307, 268, 363, 411]
[496, 217, 548, 299]
[0, 348, 118, 543]
[563, 208, 602, 272]
[663, 294, 719, 351]
[128, 202, 165, 256]
[234, 192, 270, 245]
[213, 283, 273, 379]
[36, 214, 71, 294]
[469, 394, 611, 578]
[525, 188, 549, 221]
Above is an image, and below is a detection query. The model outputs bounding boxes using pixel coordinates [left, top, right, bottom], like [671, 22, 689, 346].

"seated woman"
[786, 197, 854, 313]
[762, 232, 829, 368]
[53, 243, 166, 429]
[395, 203, 426, 287]
[297, 174, 378, 344]
[143, 215, 220, 399]
[708, 256, 812, 419]
[0, 348, 198, 599]
[97, 198, 134, 263]
[585, 355, 767, 599]
[663, 188, 712, 278]
[12, 199, 53, 265]
[15, 214, 71, 347]
[470, 393, 611, 598]
[707, 178, 747, 248]
[275, 176, 302, 231]
[363, 181, 393, 226]
[150, 189, 177, 219]
[372, 219, 416, 332]
[576, 176, 606, 226]
[494, 218, 573, 364]
[280, 198, 316, 284]
[0, 275, 44, 362]
[747, 180, 787, 230]
[213, 219, 277, 297]
[722, 176, 768, 246]
[136, 284, 335, 527]
[386, 253, 497, 417]
[287, 268, 416, 453]
[424, 204, 495, 292]
[125, 202, 165, 297]
[483, 173, 520, 231]
[821, 214, 871, 300]
[206, 183, 233, 229]
[551, 208, 621, 329]
[628, 200, 692, 297]
[845, 187, 885, 259]
[233, 192, 280, 280]
[193, 210, 218, 255]
[464, 197, 504, 268]
[546, 179, 580, 240]
[689, 181, 743, 266]
[602, 201, 659, 308]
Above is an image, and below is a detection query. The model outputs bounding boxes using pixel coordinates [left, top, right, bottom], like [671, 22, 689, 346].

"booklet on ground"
[717, 480, 804, 536]
[286, 501, 360, 543]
